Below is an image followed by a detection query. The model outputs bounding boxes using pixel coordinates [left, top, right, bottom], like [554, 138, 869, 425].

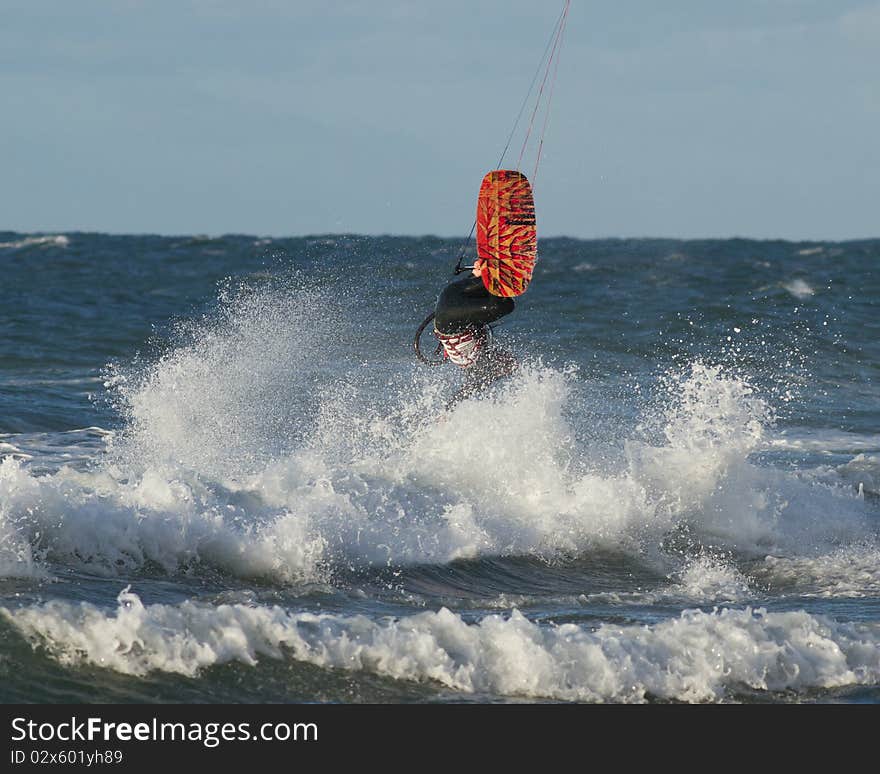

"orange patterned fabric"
[476, 170, 537, 297]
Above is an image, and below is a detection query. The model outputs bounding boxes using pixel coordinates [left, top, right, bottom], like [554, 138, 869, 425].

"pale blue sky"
[3, 1, 879, 239]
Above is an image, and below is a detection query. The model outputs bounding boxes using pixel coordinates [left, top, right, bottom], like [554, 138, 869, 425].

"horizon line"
[2, 228, 879, 244]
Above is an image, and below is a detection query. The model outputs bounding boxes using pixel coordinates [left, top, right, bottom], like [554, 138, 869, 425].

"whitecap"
[783, 279, 815, 299]
[4, 590, 879, 702]
[768, 429, 880, 454]
[0, 235, 69, 250]
[756, 544, 880, 598]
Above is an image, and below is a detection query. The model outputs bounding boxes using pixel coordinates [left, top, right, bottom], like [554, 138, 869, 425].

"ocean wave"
[472, 555, 755, 610]
[0, 234, 69, 250]
[0, 456, 326, 583]
[755, 544, 880, 598]
[0, 427, 113, 466]
[0, 280, 874, 585]
[837, 454, 880, 498]
[783, 278, 815, 299]
[4, 588, 878, 702]
[768, 429, 880, 454]
[0, 360, 872, 585]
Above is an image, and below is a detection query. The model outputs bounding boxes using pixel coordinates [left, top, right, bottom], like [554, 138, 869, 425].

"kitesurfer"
[433, 257, 518, 408]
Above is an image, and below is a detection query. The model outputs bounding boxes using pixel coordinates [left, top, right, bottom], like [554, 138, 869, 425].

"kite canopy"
[476, 170, 537, 298]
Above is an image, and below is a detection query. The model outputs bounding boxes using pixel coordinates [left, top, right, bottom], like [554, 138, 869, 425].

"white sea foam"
[0, 234, 69, 249]
[0, 428, 112, 471]
[104, 281, 347, 481]
[0, 441, 31, 462]
[435, 554, 755, 611]
[0, 354, 873, 583]
[783, 279, 815, 299]
[837, 454, 880, 497]
[3, 589, 879, 702]
[0, 280, 874, 584]
[0, 495, 47, 580]
[0, 456, 325, 582]
[670, 555, 753, 602]
[576, 555, 753, 607]
[498, 547, 874, 611]
[768, 429, 880, 454]
[756, 544, 880, 598]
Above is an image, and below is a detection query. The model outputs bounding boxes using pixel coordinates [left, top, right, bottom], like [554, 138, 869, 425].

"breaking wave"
[0, 278, 875, 590]
[3, 588, 879, 702]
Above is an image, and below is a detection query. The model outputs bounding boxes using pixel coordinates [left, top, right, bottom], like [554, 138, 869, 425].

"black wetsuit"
[434, 274, 514, 334]
[434, 274, 518, 408]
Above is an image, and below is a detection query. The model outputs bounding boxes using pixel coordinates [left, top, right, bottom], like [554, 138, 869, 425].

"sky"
[2, 0, 879, 240]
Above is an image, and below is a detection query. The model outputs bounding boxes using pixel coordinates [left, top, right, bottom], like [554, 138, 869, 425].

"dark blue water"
[1, 231, 878, 702]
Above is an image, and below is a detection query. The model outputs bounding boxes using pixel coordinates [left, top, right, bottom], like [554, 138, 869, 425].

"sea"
[0, 231, 878, 704]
